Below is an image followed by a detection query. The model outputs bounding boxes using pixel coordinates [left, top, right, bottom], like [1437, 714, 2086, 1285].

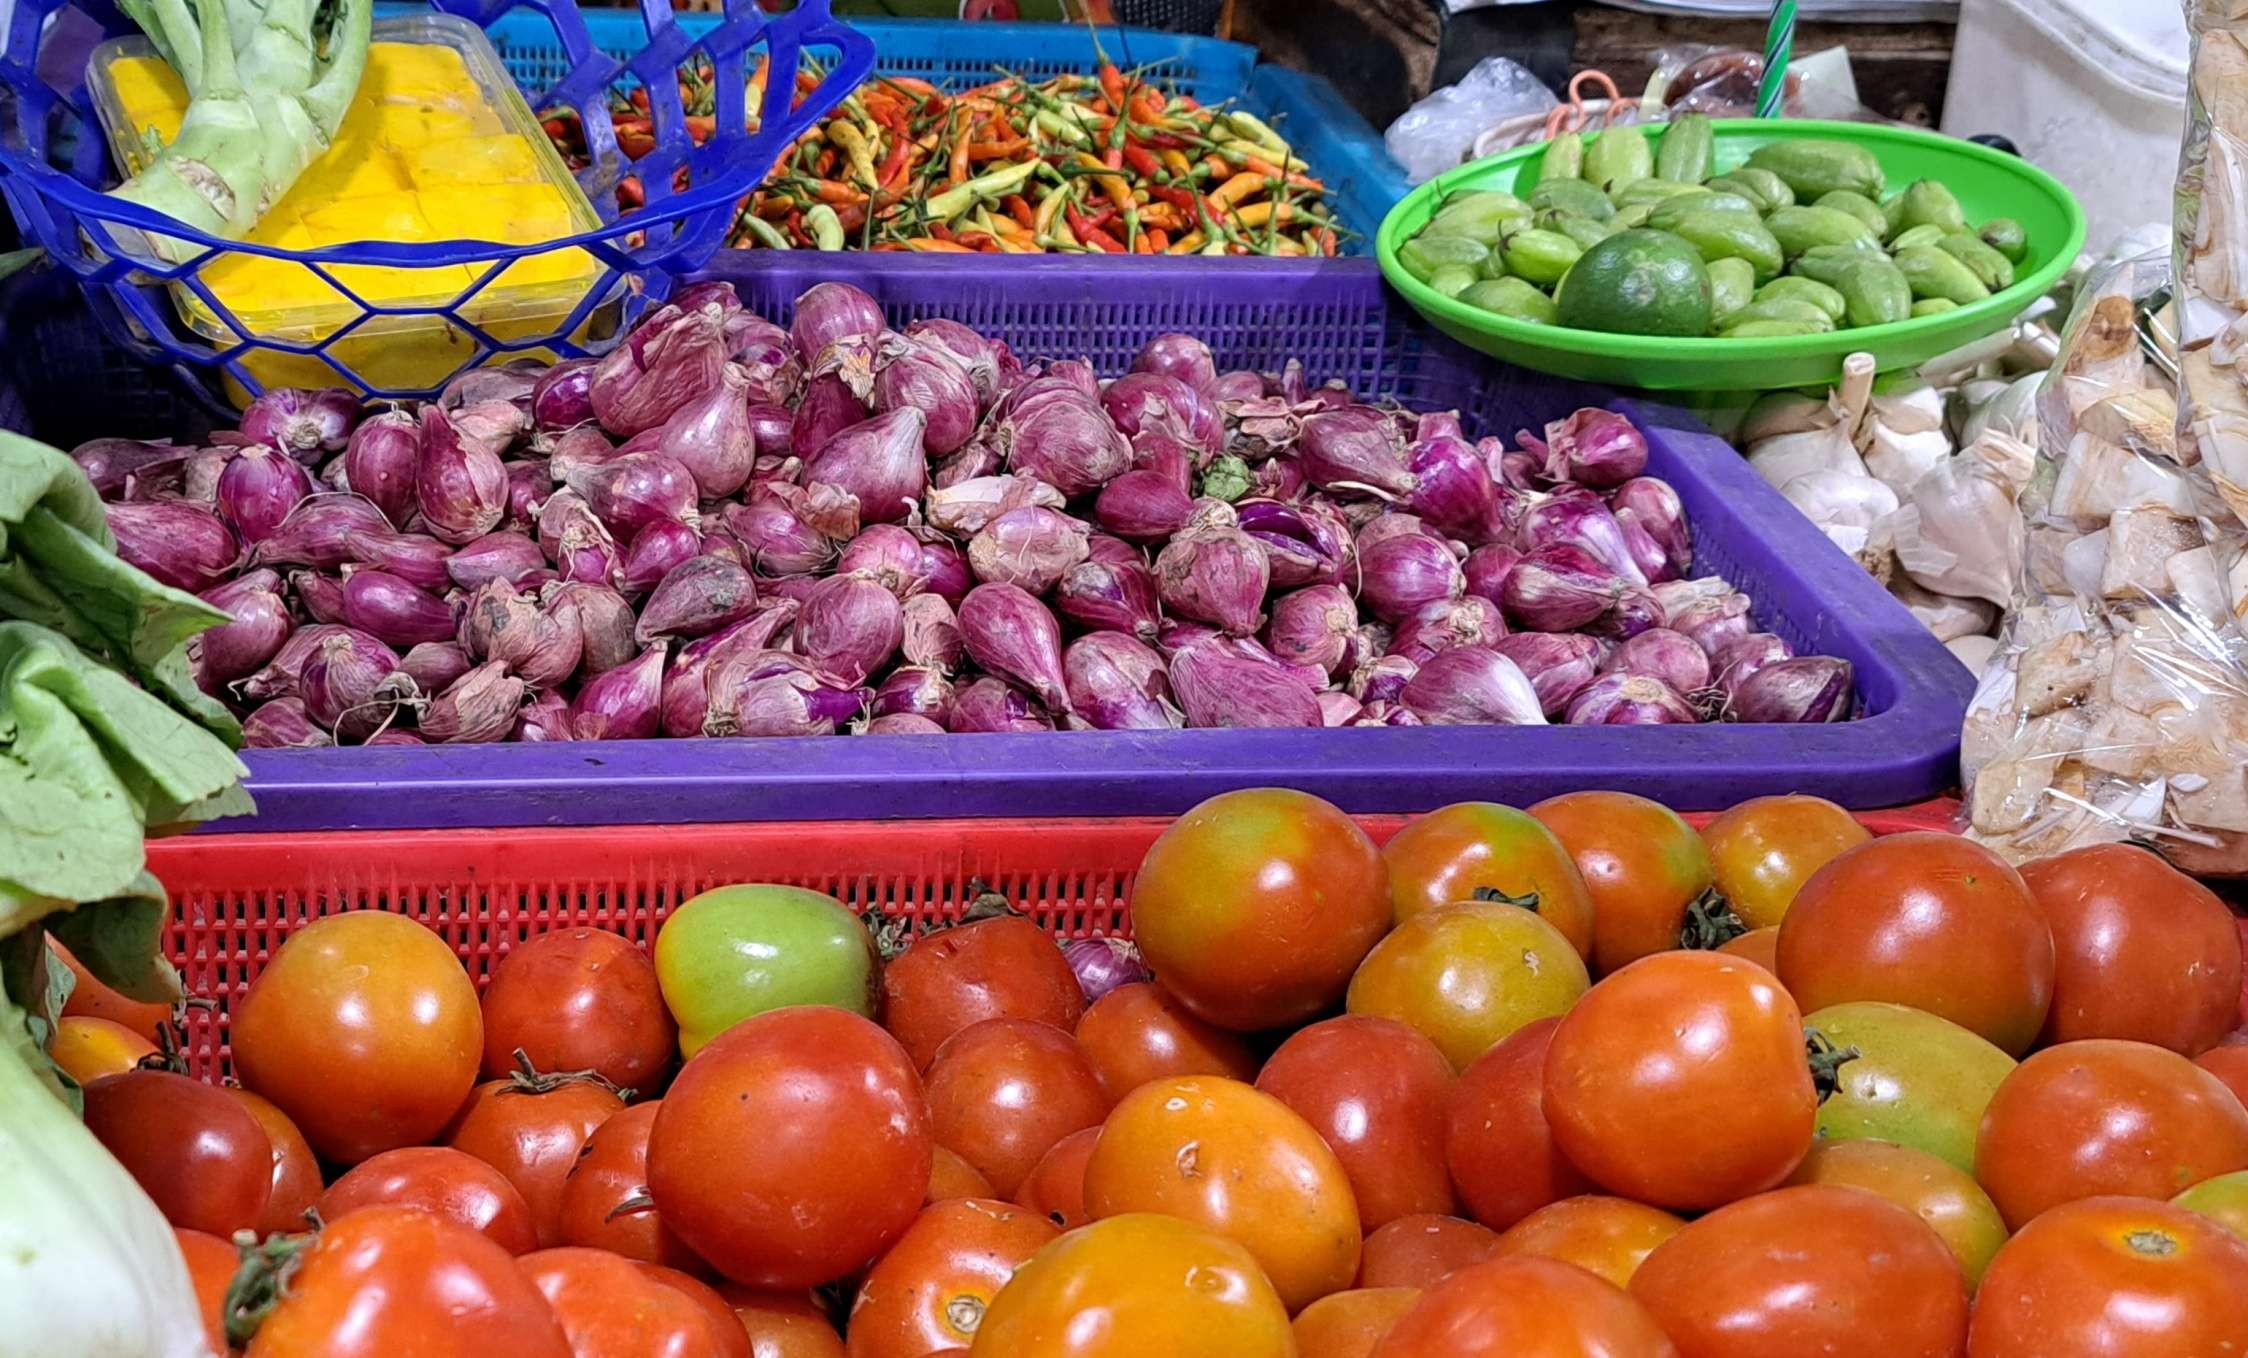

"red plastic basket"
[150, 801, 1962, 1078]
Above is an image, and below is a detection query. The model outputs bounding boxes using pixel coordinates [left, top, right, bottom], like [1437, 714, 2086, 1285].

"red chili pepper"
[1080, 223, 1126, 254]
[1121, 144, 1161, 179]
[1004, 193, 1037, 230]
[928, 221, 956, 242]
[1150, 185, 1198, 213]
[1102, 146, 1124, 171]
[629, 87, 650, 113]
[786, 207, 806, 244]
[618, 176, 644, 209]
[1146, 227, 1171, 252]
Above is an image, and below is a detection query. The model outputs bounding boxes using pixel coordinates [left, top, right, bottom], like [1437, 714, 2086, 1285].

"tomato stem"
[1804, 1028, 1861, 1105]
[503, 1047, 633, 1103]
[1676, 888, 1748, 951]
[1470, 885, 1542, 912]
[222, 1217, 319, 1348]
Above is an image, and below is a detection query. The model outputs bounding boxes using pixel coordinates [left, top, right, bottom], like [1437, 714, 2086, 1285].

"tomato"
[1635, 1185, 1968, 1358]
[520, 1248, 748, 1358]
[244, 1205, 571, 1358]
[319, 1146, 540, 1255]
[654, 885, 878, 1059]
[2198, 1044, 2248, 1108]
[1444, 1018, 1591, 1230]
[1490, 1197, 1683, 1291]
[1786, 1140, 2007, 1289]
[929, 1145, 995, 1203]
[1717, 926, 1780, 975]
[1805, 1001, 2015, 1175]
[649, 1007, 930, 1289]
[1294, 1289, 1420, 1358]
[232, 911, 482, 1163]
[1255, 1016, 1458, 1229]
[926, 1019, 1109, 1199]
[1975, 1038, 2248, 1230]
[880, 913, 1087, 1070]
[1966, 1197, 2248, 1357]
[1371, 1256, 1678, 1358]
[1777, 834, 2054, 1056]
[2018, 844, 2244, 1056]
[846, 1198, 1060, 1357]
[1014, 1127, 1098, 1230]
[1084, 1074, 1360, 1311]
[1700, 794, 1870, 929]
[1544, 952, 1814, 1211]
[83, 1069, 271, 1237]
[967, 1213, 1294, 1358]
[48, 1015, 155, 1085]
[175, 1228, 236, 1358]
[53, 938, 170, 1041]
[1129, 788, 1390, 1032]
[1382, 802, 1595, 959]
[228, 1088, 322, 1237]
[718, 1289, 847, 1358]
[447, 1070, 626, 1248]
[1072, 981, 1256, 1103]
[555, 1101, 704, 1271]
[2173, 1169, 2248, 1242]
[1357, 1216, 1498, 1290]
[1529, 791, 1715, 974]
[1345, 902, 1587, 1071]
[657, 1267, 754, 1354]
[482, 928, 676, 1092]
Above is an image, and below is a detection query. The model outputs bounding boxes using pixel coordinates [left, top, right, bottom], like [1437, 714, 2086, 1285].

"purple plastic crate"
[217, 254, 1970, 831]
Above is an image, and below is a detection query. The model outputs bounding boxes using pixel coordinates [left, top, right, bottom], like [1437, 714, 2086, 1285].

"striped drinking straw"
[1756, 0, 1796, 119]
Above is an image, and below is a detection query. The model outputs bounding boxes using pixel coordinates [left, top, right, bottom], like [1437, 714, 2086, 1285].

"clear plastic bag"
[1383, 56, 1557, 185]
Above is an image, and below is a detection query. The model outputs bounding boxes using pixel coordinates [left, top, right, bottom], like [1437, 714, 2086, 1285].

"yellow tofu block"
[417, 183, 578, 243]
[108, 55, 187, 122]
[377, 105, 497, 151]
[300, 198, 472, 304]
[197, 253, 349, 316]
[290, 146, 414, 201]
[402, 134, 544, 189]
[241, 212, 316, 251]
[360, 42, 482, 112]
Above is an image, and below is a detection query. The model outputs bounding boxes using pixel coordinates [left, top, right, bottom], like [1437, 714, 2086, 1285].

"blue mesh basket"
[0, 0, 873, 400]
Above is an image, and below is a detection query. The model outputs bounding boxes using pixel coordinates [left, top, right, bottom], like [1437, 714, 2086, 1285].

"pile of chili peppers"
[544, 54, 1344, 256]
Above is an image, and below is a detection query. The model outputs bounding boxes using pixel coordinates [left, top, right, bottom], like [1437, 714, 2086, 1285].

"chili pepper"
[1146, 227, 1171, 252]
[794, 179, 868, 206]
[1121, 144, 1162, 180]
[684, 114, 716, 143]
[948, 111, 972, 186]
[737, 214, 792, 249]
[968, 138, 1030, 159]
[619, 176, 643, 209]
[1097, 62, 1128, 112]
[877, 75, 943, 101]
[786, 207, 806, 244]
[903, 238, 975, 252]
[1080, 223, 1126, 254]
[629, 87, 649, 113]
[1004, 193, 1037, 230]
[1208, 172, 1266, 209]
[806, 204, 846, 251]
[923, 158, 1041, 221]
[829, 120, 882, 190]
[876, 133, 912, 190]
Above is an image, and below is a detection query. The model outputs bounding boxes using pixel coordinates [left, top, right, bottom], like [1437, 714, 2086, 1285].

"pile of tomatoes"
[51, 786, 2248, 1358]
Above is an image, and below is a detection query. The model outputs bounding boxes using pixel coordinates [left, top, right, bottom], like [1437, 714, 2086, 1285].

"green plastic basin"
[1375, 120, 2087, 391]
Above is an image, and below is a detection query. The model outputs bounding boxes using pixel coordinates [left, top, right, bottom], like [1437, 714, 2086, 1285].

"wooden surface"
[1573, 9, 1958, 126]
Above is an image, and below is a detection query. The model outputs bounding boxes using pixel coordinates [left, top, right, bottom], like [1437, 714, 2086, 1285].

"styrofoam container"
[1943, 0, 2187, 250]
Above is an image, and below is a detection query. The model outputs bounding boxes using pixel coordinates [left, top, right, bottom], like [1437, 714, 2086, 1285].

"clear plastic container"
[89, 13, 617, 394]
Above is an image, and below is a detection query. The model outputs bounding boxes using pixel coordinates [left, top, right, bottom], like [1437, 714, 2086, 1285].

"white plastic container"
[1943, 0, 2187, 251]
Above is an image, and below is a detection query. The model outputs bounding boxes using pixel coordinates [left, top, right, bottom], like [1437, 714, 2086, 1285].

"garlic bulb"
[1890, 574, 1998, 642]
[1782, 469, 1898, 570]
[1889, 435, 2027, 608]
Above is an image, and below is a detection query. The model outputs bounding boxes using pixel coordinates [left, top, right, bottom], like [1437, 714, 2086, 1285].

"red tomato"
[1073, 981, 1257, 1103]
[1631, 1185, 1968, 1358]
[481, 928, 676, 1093]
[1544, 952, 1814, 1211]
[47, 1015, 156, 1086]
[1974, 1038, 2248, 1230]
[1358, 1216, 1499, 1290]
[1490, 1197, 1684, 1291]
[880, 913, 1087, 1070]
[718, 1289, 847, 1358]
[1372, 1256, 1678, 1358]
[53, 938, 170, 1041]
[1382, 802, 1595, 960]
[1345, 902, 1588, 1071]
[227, 1088, 322, 1237]
[1255, 1016, 1458, 1229]
[1445, 1017, 1593, 1230]
[1717, 926, 1781, 976]
[1966, 1197, 2248, 1357]
[1014, 1127, 1099, 1230]
[1777, 834, 2054, 1056]
[1294, 1289, 1421, 1358]
[649, 1007, 931, 1289]
[926, 1018, 1109, 1199]
[657, 1268, 757, 1358]
[521, 1248, 748, 1358]
[2018, 844, 2244, 1055]
[2197, 1043, 2248, 1109]
[232, 911, 483, 1163]
[83, 1069, 271, 1237]
[1085, 1075, 1361, 1311]
[555, 1101, 704, 1271]
[1700, 794, 1870, 930]
[244, 1205, 571, 1358]
[845, 1198, 1060, 1357]
[175, 1228, 236, 1358]
[448, 1070, 626, 1248]
[1530, 791, 1717, 974]
[1786, 1140, 2007, 1290]
[320, 1146, 540, 1255]
[1130, 789, 1390, 1031]
[928, 1145, 996, 1203]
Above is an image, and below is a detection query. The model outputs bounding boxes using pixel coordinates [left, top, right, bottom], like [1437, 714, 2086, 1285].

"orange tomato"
[319, 1146, 540, 1255]
[53, 938, 170, 1041]
[227, 1088, 323, 1237]
[1294, 1288, 1420, 1358]
[1345, 902, 1588, 1071]
[1530, 791, 1715, 974]
[1381, 802, 1594, 958]
[519, 1248, 749, 1358]
[1014, 1127, 1098, 1231]
[1716, 927, 1780, 976]
[175, 1227, 236, 1358]
[846, 1198, 1059, 1357]
[1786, 1139, 2007, 1288]
[1490, 1197, 1683, 1291]
[717, 1288, 848, 1358]
[1699, 794, 1869, 930]
[1372, 1256, 1678, 1358]
[47, 1015, 155, 1085]
[2198, 1043, 2248, 1109]
[1967, 1197, 2248, 1356]
[1072, 982, 1257, 1103]
[928, 1146, 995, 1203]
[1358, 1215, 1498, 1290]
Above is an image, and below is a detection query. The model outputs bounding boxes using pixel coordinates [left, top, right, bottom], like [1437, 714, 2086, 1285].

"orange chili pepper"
[618, 176, 644, 208]
[967, 139, 1030, 159]
[876, 75, 944, 100]
[1147, 227, 1171, 251]
[1004, 193, 1037, 230]
[617, 129, 656, 159]
[903, 238, 976, 252]
[948, 111, 971, 186]
[1098, 62, 1127, 112]
[684, 114, 716, 142]
[957, 231, 1002, 252]
[800, 180, 868, 206]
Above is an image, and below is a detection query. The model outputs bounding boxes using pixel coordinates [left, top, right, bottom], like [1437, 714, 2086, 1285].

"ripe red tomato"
[53, 938, 170, 1041]
[1372, 1256, 1678, 1358]
[1256, 1016, 1459, 1229]
[243, 1205, 571, 1358]
[1529, 791, 1716, 975]
[232, 911, 483, 1163]
[1084, 1074, 1361, 1311]
[1700, 794, 1870, 930]
[649, 1007, 931, 1289]
[1294, 1289, 1421, 1358]
[928, 1145, 995, 1203]
[47, 1016, 155, 1086]
[1490, 1197, 1684, 1291]
[1382, 802, 1595, 960]
[227, 1087, 322, 1237]
[1975, 1038, 2248, 1230]
[319, 1146, 540, 1255]
[1777, 834, 2054, 1056]
[2197, 1043, 2248, 1108]
[1014, 1127, 1098, 1230]
[880, 913, 1087, 1070]
[520, 1248, 749, 1358]
[2018, 844, 2244, 1056]
[82, 1069, 272, 1237]
[1130, 788, 1390, 1032]
[1966, 1197, 2248, 1357]
[1786, 1140, 2007, 1289]
[1544, 952, 1815, 1211]
[1445, 1017, 1593, 1230]
[1357, 1216, 1499, 1290]
[718, 1289, 848, 1358]
[175, 1227, 236, 1358]
[1345, 902, 1588, 1071]
[1632, 1185, 1968, 1358]
[1072, 981, 1256, 1102]
[846, 1198, 1060, 1357]
[926, 1018, 1109, 1199]
[554, 1101, 704, 1271]
[447, 1070, 626, 1247]
[481, 928, 676, 1093]
[1717, 926, 1780, 976]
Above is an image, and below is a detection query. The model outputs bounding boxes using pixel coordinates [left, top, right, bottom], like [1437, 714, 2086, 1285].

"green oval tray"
[1375, 120, 2088, 391]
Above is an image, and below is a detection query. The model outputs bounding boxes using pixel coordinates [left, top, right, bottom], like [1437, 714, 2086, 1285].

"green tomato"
[654, 884, 878, 1057]
[1805, 1001, 2016, 1175]
[2174, 1169, 2248, 1242]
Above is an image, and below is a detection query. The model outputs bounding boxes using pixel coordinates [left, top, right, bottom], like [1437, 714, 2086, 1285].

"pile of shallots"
[78, 280, 1854, 747]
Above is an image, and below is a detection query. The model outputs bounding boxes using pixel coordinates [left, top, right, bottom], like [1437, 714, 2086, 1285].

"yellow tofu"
[289, 146, 414, 201]
[196, 254, 349, 316]
[241, 211, 316, 251]
[299, 198, 472, 304]
[107, 55, 187, 122]
[376, 104, 497, 151]
[360, 41, 481, 111]
[401, 134, 544, 188]
[417, 183, 578, 243]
